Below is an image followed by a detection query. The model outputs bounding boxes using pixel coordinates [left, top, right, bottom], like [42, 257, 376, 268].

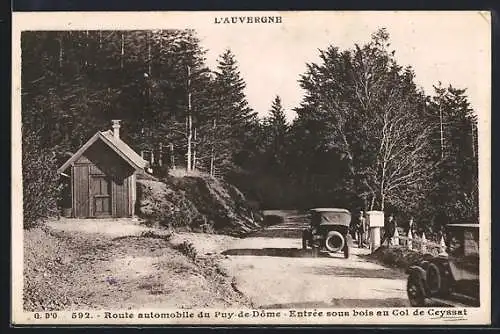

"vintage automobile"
[406, 223, 480, 307]
[302, 208, 353, 258]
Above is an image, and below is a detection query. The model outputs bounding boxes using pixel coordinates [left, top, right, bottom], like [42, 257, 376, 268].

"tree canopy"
[21, 28, 479, 231]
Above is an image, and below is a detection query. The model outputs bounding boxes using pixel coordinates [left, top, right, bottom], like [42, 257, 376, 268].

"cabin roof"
[57, 130, 148, 174]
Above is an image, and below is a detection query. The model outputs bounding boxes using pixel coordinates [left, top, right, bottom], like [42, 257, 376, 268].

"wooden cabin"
[57, 120, 148, 218]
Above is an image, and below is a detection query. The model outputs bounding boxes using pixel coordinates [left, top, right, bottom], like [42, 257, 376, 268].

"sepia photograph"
[11, 11, 491, 325]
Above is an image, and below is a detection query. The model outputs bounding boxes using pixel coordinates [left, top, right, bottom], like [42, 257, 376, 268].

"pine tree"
[213, 49, 258, 172]
[263, 95, 289, 168]
[21, 30, 213, 172]
[148, 29, 213, 173]
[423, 84, 479, 228]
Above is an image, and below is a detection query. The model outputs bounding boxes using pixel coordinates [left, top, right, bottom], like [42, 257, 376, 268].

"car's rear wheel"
[426, 263, 442, 296]
[407, 275, 426, 307]
[324, 231, 345, 253]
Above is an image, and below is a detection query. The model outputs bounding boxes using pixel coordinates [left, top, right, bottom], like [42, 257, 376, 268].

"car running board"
[426, 293, 479, 307]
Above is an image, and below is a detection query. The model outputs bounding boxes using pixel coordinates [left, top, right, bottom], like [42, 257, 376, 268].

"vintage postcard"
[11, 11, 491, 326]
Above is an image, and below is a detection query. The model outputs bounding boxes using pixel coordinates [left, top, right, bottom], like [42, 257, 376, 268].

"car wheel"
[426, 263, 442, 296]
[324, 231, 345, 253]
[407, 275, 426, 307]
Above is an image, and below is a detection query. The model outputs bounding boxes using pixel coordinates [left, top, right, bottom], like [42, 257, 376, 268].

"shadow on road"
[304, 266, 407, 279]
[221, 247, 339, 258]
[249, 228, 307, 239]
[260, 298, 409, 309]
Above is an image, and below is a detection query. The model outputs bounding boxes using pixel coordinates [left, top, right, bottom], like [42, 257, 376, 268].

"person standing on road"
[349, 213, 358, 241]
[381, 214, 396, 246]
[357, 210, 367, 248]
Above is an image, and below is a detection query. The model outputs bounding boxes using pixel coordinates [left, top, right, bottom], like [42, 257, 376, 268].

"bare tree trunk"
[186, 65, 192, 173]
[120, 32, 124, 69]
[471, 121, 476, 158]
[85, 30, 89, 67]
[193, 128, 197, 171]
[187, 114, 192, 172]
[210, 119, 216, 177]
[148, 31, 152, 76]
[58, 36, 63, 70]
[158, 142, 163, 167]
[439, 99, 445, 159]
[380, 160, 386, 211]
[210, 149, 215, 176]
[146, 32, 152, 113]
[170, 143, 175, 169]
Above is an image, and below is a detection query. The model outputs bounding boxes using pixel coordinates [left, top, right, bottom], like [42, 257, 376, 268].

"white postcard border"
[11, 11, 492, 326]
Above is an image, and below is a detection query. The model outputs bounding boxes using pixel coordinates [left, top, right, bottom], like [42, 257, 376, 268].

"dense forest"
[21, 28, 479, 235]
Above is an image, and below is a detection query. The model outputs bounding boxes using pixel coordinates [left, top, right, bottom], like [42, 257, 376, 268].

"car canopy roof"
[309, 208, 351, 226]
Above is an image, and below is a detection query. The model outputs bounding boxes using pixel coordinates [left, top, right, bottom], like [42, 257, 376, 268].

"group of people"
[351, 210, 404, 248]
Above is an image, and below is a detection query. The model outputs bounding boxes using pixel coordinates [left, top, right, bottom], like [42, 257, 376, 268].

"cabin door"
[90, 175, 112, 217]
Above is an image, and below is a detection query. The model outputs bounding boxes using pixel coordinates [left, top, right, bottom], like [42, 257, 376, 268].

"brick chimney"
[111, 120, 121, 139]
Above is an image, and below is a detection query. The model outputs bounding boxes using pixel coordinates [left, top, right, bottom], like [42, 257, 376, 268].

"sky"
[12, 11, 491, 124]
[195, 12, 490, 122]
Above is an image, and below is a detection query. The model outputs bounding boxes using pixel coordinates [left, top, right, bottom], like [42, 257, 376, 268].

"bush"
[22, 130, 62, 228]
[136, 179, 205, 230]
[136, 175, 261, 235]
[167, 175, 261, 234]
[368, 246, 435, 271]
[140, 230, 172, 241]
[173, 241, 197, 261]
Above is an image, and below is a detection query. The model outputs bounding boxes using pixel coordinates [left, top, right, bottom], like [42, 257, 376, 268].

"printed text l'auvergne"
[214, 16, 283, 24]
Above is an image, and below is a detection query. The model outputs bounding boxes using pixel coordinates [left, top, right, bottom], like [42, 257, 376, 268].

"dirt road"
[40, 216, 409, 310]
[219, 215, 410, 308]
[26, 218, 250, 311]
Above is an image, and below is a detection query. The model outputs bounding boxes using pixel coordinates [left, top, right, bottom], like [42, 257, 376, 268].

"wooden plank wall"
[72, 164, 89, 217]
[71, 140, 136, 218]
[114, 176, 130, 217]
